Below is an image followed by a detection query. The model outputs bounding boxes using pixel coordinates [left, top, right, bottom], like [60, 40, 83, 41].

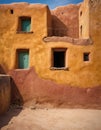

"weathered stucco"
[9, 68, 101, 108]
[51, 4, 80, 38]
[44, 36, 92, 45]
[0, 75, 11, 115]
[0, 0, 101, 108]
[79, 0, 90, 38]
[0, 2, 50, 71]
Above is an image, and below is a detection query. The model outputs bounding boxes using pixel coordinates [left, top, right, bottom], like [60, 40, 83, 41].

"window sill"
[16, 31, 33, 34]
[50, 67, 69, 70]
[15, 68, 30, 70]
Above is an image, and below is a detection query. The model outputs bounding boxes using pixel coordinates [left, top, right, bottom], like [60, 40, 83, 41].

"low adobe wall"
[9, 68, 101, 109]
[0, 75, 11, 115]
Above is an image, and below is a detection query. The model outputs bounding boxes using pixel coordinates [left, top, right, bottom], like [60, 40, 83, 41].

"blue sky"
[0, 0, 83, 9]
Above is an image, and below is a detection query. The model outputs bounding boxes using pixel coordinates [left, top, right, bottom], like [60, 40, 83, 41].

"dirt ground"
[0, 107, 101, 130]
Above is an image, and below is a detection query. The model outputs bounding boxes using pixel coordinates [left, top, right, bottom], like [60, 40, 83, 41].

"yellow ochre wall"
[0, 3, 50, 70]
[79, 0, 89, 38]
[0, 1, 101, 89]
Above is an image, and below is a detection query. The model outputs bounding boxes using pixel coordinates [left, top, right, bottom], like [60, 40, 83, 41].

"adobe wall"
[0, 3, 51, 72]
[89, 0, 101, 86]
[0, 2, 101, 108]
[79, 0, 89, 38]
[0, 75, 11, 115]
[79, 0, 101, 88]
[1, 3, 97, 89]
[51, 4, 80, 38]
[89, 0, 101, 45]
[9, 68, 101, 108]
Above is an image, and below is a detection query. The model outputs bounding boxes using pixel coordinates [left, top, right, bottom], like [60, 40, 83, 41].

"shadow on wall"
[10, 78, 23, 106]
[52, 15, 68, 36]
[0, 65, 6, 74]
[0, 78, 23, 129]
[0, 64, 23, 106]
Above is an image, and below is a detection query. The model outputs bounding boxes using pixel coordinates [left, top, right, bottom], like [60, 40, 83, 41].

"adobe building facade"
[0, 0, 101, 112]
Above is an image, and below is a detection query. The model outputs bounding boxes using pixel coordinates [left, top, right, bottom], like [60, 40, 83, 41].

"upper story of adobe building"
[0, 3, 51, 40]
[0, 0, 100, 42]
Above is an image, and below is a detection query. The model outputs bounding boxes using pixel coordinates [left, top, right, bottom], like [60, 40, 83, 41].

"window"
[80, 25, 82, 36]
[17, 49, 29, 69]
[80, 11, 82, 16]
[10, 9, 13, 14]
[18, 17, 31, 32]
[83, 53, 90, 61]
[51, 48, 67, 69]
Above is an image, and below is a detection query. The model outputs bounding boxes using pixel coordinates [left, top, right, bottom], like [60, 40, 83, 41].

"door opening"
[17, 49, 29, 69]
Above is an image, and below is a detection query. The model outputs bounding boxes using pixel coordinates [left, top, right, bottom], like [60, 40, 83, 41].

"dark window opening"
[80, 25, 82, 36]
[80, 11, 82, 16]
[54, 51, 65, 67]
[18, 17, 31, 32]
[10, 9, 14, 14]
[52, 49, 66, 68]
[83, 53, 90, 61]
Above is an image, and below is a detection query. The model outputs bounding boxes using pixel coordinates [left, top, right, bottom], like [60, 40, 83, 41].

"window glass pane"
[21, 19, 31, 32]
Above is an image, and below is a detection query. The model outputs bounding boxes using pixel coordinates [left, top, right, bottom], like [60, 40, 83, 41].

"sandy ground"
[0, 107, 101, 130]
